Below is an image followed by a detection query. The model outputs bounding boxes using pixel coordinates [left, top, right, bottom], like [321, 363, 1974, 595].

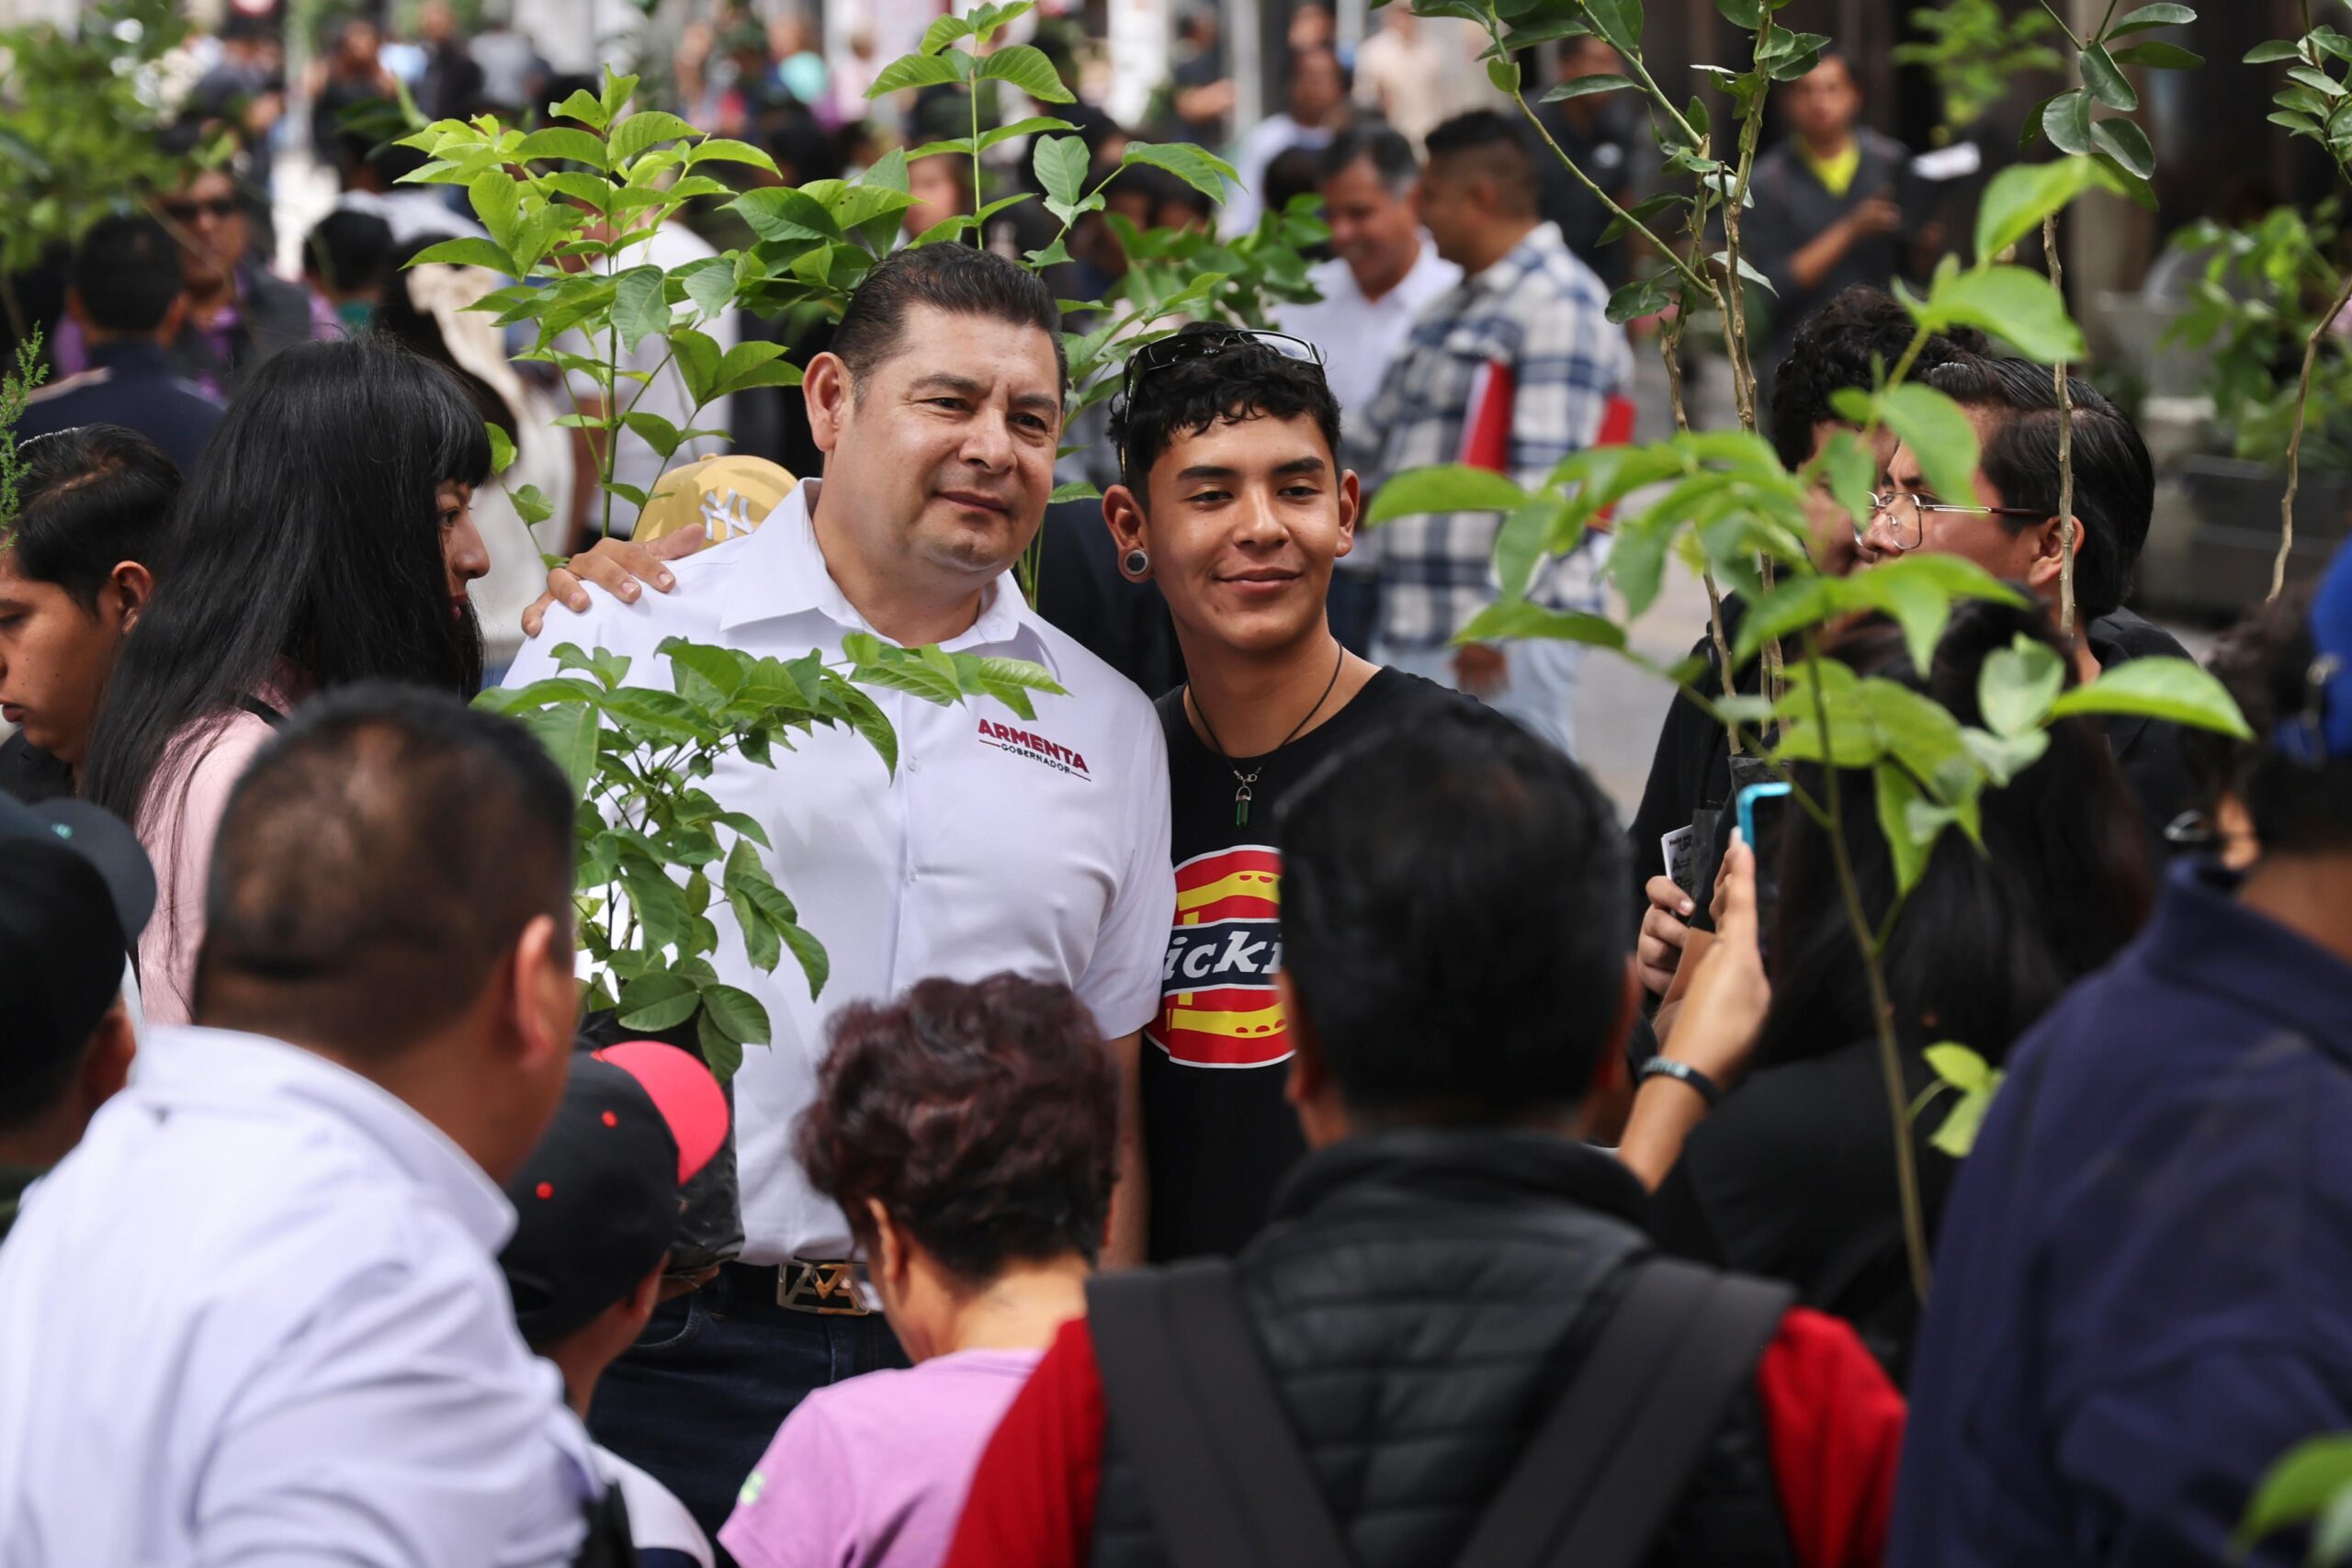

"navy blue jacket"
[18, 340, 224, 475]
[1894, 860, 2352, 1567]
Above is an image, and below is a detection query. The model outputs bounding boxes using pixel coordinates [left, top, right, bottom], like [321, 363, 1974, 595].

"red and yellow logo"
[1148, 847, 1289, 1068]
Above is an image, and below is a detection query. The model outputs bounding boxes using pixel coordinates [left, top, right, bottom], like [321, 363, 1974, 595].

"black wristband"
[1638, 1055, 1724, 1107]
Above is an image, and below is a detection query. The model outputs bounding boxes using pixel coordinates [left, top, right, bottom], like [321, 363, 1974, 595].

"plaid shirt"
[1360, 222, 1633, 649]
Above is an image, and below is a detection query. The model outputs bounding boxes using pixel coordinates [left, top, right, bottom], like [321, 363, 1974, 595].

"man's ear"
[1334, 468, 1362, 561]
[107, 560, 156, 634]
[81, 999, 137, 1111]
[2022, 514, 2079, 598]
[803, 351, 853, 457]
[865, 1197, 909, 1288]
[622, 1258, 664, 1328]
[506, 913, 576, 1072]
[1102, 482, 1151, 570]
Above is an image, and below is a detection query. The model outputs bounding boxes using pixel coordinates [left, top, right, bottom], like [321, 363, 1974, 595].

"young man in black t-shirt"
[1102, 324, 1463, 1260]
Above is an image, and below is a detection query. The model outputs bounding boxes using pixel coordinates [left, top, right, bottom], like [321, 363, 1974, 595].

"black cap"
[0, 795, 153, 1106]
[0, 794, 156, 955]
[500, 1056, 683, 1348]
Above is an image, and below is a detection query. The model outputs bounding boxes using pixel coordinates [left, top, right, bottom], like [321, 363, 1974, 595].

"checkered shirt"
[1360, 222, 1633, 650]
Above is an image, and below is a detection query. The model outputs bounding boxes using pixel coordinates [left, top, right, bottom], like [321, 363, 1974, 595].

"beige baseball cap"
[634, 455, 800, 546]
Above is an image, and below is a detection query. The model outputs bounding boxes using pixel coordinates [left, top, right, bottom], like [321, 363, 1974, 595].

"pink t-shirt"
[136, 708, 280, 1027]
[720, 1348, 1045, 1568]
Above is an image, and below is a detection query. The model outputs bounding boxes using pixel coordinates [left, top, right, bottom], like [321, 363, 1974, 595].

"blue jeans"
[587, 1264, 909, 1546]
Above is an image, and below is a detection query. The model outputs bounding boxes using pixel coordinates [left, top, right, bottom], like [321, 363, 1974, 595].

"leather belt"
[775, 1258, 871, 1315]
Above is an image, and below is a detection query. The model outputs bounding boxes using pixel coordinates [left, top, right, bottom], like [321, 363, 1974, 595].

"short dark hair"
[1318, 123, 1418, 194]
[1276, 706, 1632, 1118]
[195, 682, 577, 1055]
[1423, 109, 1540, 217]
[1767, 286, 1989, 468]
[1923, 354, 2153, 622]
[798, 973, 1118, 1283]
[72, 215, 185, 336]
[1262, 144, 1325, 222]
[302, 209, 395, 296]
[2195, 590, 2352, 854]
[831, 243, 1068, 394]
[6, 425, 179, 610]
[1109, 325, 1344, 494]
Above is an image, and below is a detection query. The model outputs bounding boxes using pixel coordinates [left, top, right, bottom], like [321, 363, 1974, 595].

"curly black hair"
[1766, 286, 1989, 469]
[1109, 323, 1343, 495]
[797, 973, 1118, 1284]
[2188, 589, 2352, 855]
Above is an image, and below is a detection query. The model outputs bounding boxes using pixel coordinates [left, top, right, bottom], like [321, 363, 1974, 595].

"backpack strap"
[1458, 1256, 1796, 1568]
[1087, 1259, 1353, 1568]
[235, 694, 287, 728]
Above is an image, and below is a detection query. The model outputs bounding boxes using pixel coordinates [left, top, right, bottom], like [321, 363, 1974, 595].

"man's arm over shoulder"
[1755, 1307, 1905, 1568]
[944, 1315, 1108, 1568]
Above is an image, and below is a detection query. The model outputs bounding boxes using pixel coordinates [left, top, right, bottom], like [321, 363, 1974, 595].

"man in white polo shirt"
[0, 685, 605, 1566]
[504, 243, 1174, 1536]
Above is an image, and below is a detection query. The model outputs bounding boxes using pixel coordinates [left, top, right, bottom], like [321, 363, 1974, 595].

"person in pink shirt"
[81, 335, 493, 1024]
[718, 974, 1120, 1568]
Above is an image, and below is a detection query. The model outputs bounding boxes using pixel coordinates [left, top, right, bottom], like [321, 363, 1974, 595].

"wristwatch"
[1637, 1055, 1724, 1107]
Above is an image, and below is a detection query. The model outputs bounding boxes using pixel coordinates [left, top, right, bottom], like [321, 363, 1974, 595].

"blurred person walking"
[1221, 46, 1352, 238]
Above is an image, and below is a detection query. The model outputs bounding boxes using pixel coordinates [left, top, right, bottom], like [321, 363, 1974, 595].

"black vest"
[1088, 1128, 1798, 1568]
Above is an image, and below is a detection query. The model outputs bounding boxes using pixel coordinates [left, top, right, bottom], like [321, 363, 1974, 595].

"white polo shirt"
[503, 479, 1173, 1262]
[0, 1026, 600, 1566]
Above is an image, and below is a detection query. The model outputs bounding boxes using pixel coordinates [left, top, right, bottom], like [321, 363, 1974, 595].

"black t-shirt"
[0, 732, 74, 805]
[1142, 667, 1461, 1261]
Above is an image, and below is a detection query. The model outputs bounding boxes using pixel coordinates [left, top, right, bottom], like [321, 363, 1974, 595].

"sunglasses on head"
[1116, 327, 1327, 407]
[160, 197, 240, 223]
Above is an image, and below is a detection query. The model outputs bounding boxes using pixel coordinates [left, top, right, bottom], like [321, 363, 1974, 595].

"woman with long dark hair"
[1617, 599, 2154, 1374]
[83, 333, 492, 1025]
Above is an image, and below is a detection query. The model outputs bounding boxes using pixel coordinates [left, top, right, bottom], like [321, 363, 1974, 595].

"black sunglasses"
[160, 197, 240, 223]
[1116, 327, 1328, 408]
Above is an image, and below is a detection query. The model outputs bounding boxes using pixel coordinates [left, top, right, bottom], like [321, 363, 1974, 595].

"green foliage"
[1914, 1043, 2006, 1157]
[1892, 0, 2064, 144]
[477, 638, 1066, 1078]
[0, 330, 49, 546]
[0, 0, 202, 307]
[2165, 203, 2352, 472]
[2025, 0, 2200, 205]
[2240, 1436, 2352, 1562]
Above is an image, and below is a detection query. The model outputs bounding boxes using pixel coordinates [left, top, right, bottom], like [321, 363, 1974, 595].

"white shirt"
[1221, 117, 1336, 239]
[503, 480, 1173, 1261]
[0, 1027, 599, 1567]
[1280, 238, 1461, 572]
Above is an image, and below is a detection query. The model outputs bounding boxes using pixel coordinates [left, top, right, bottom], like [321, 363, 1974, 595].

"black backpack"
[1088, 1254, 1793, 1568]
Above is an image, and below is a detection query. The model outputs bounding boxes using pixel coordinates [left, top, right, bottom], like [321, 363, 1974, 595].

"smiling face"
[1321, 155, 1420, 299]
[813, 302, 1062, 584]
[1116, 412, 1357, 658]
[0, 550, 130, 767]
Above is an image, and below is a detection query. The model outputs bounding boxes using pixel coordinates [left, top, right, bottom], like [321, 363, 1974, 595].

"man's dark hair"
[6, 425, 179, 610]
[1318, 123, 1418, 194]
[302, 209, 395, 297]
[1276, 707, 1632, 1118]
[831, 243, 1068, 394]
[1109, 324, 1344, 494]
[195, 682, 576, 1055]
[1767, 286, 1990, 468]
[1263, 144, 1325, 222]
[71, 215, 186, 337]
[2191, 590, 2352, 854]
[1423, 109, 1540, 217]
[1923, 354, 2153, 622]
[799, 973, 1117, 1282]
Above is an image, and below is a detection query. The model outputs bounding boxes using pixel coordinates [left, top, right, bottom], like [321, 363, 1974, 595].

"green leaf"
[514, 699, 601, 794]
[617, 971, 701, 1031]
[1973, 157, 2117, 263]
[696, 1010, 744, 1083]
[1874, 762, 1939, 896]
[610, 110, 696, 167]
[1929, 1085, 1997, 1158]
[512, 485, 553, 527]
[2288, 63, 2349, 97]
[1495, 498, 1570, 601]
[2109, 40, 2202, 70]
[2090, 118, 2156, 182]
[977, 44, 1077, 103]
[1119, 141, 1238, 203]
[978, 114, 1081, 152]
[868, 52, 966, 95]
[487, 423, 517, 477]
[1922, 265, 2086, 363]
[2109, 4, 2195, 36]
[1979, 633, 2066, 738]
[516, 126, 607, 166]
[2235, 1437, 2352, 1551]
[2042, 91, 2093, 155]
[721, 839, 787, 974]
[611, 265, 670, 351]
[1363, 464, 1531, 525]
[1035, 134, 1090, 209]
[1048, 480, 1100, 504]
[1585, 0, 1641, 51]
[673, 254, 739, 323]
[777, 919, 831, 1000]
[548, 88, 610, 131]
[1860, 677, 1980, 804]
[1539, 73, 1636, 103]
[404, 236, 520, 274]
[1735, 575, 1844, 665]
[1715, 0, 1766, 24]
[920, 12, 978, 52]
[1607, 274, 1675, 324]
[1875, 384, 1983, 511]
[1851, 554, 2029, 672]
[1450, 600, 1627, 649]
[731, 186, 844, 244]
[2079, 44, 2138, 112]
[699, 981, 773, 1045]
[688, 137, 779, 174]
[2244, 39, 2305, 65]
[1487, 57, 1522, 95]
[2046, 657, 2252, 736]
[1924, 1042, 1996, 1095]
[1961, 725, 2052, 784]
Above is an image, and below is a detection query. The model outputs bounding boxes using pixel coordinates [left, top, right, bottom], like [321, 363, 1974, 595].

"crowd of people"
[2, 7, 2351, 1568]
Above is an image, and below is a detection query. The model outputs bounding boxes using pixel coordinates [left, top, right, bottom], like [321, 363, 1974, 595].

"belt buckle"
[779, 1258, 870, 1315]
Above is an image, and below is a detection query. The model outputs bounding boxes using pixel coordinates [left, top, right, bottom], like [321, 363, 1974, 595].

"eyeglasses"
[1117, 327, 1327, 409]
[159, 197, 240, 224]
[1863, 490, 2046, 551]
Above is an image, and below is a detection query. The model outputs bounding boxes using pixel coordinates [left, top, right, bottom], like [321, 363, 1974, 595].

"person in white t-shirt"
[1220, 44, 1352, 238]
[504, 242, 1174, 1538]
[1278, 125, 1461, 652]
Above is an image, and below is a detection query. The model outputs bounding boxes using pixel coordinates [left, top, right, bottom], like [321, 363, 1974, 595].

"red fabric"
[1754, 1308, 1907, 1568]
[1458, 358, 1516, 471]
[943, 1315, 1106, 1568]
[941, 1303, 1904, 1568]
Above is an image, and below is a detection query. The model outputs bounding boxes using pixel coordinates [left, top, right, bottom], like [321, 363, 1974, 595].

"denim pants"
[587, 1263, 909, 1547]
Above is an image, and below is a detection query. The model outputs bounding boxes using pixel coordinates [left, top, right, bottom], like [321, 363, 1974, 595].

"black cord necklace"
[1187, 644, 1346, 829]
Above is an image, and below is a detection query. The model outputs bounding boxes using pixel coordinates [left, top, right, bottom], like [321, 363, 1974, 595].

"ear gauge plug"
[1122, 547, 1151, 579]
